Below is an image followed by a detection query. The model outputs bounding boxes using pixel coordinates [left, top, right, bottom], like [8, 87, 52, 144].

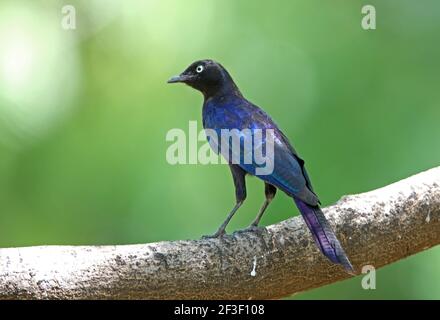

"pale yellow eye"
[196, 65, 204, 73]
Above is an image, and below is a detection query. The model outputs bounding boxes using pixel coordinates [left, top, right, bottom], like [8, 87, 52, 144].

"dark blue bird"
[168, 59, 353, 273]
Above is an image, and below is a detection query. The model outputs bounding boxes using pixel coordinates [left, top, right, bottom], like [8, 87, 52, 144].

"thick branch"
[1, 167, 439, 299]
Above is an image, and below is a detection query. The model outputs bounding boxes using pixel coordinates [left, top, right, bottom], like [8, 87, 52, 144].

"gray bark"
[0, 167, 439, 299]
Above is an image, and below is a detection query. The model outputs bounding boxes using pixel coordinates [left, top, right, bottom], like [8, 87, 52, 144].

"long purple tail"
[294, 198, 354, 273]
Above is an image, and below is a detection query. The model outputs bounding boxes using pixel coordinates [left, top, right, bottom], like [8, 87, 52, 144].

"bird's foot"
[238, 224, 265, 234]
[201, 230, 226, 239]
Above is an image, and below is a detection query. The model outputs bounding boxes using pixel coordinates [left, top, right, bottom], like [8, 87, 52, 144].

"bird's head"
[168, 59, 240, 98]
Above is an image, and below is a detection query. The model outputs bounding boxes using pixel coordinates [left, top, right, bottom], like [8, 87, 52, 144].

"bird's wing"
[215, 102, 319, 206]
[276, 128, 316, 194]
[259, 129, 320, 206]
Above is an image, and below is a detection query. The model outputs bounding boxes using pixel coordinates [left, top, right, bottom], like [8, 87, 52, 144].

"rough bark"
[0, 167, 439, 299]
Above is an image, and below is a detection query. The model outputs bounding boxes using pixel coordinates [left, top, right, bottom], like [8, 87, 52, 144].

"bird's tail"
[294, 198, 354, 274]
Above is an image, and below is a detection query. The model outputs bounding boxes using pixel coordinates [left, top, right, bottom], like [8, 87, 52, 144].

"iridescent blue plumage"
[203, 96, 319, 205]
[168, 59, 354, 273]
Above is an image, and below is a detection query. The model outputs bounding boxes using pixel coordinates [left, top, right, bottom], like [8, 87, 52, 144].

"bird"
[168, 59, 354, 273]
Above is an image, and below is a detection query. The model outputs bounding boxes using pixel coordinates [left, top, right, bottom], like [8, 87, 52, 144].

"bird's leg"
[207, 200, 244, 238]
[203, 165, 247, 239]
[248, 183, 277, 229]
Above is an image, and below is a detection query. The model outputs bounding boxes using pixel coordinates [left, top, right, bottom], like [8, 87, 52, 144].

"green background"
[0, 0, 439, 299]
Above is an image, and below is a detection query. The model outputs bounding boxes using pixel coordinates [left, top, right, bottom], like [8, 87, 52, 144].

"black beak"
[167, 74, 194, 84]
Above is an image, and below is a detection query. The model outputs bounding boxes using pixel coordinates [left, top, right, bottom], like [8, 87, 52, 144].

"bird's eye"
[196, 65, 204, 73]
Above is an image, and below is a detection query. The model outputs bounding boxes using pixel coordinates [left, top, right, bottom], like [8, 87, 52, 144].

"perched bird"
[168, 59, 353, 273]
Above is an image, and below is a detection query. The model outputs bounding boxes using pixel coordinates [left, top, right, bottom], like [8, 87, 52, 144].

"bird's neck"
[202, 73, 243, 102]
[203, 83, 242, 101]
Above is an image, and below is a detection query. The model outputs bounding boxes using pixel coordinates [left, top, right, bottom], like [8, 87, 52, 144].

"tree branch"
[1, 167, 439, 299]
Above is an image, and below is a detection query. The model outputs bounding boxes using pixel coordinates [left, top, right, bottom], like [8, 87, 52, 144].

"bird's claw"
[201, 231, 226, 239]
[237, 225, 265, 234]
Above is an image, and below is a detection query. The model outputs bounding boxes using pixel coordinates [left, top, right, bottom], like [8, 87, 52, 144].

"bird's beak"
[167, 74, 193, 84]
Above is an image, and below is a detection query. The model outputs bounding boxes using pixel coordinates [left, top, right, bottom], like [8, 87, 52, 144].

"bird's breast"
[202, 102, 257, 131]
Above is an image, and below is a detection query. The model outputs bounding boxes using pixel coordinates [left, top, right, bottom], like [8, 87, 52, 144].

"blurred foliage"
[0, 0, 439, 299]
